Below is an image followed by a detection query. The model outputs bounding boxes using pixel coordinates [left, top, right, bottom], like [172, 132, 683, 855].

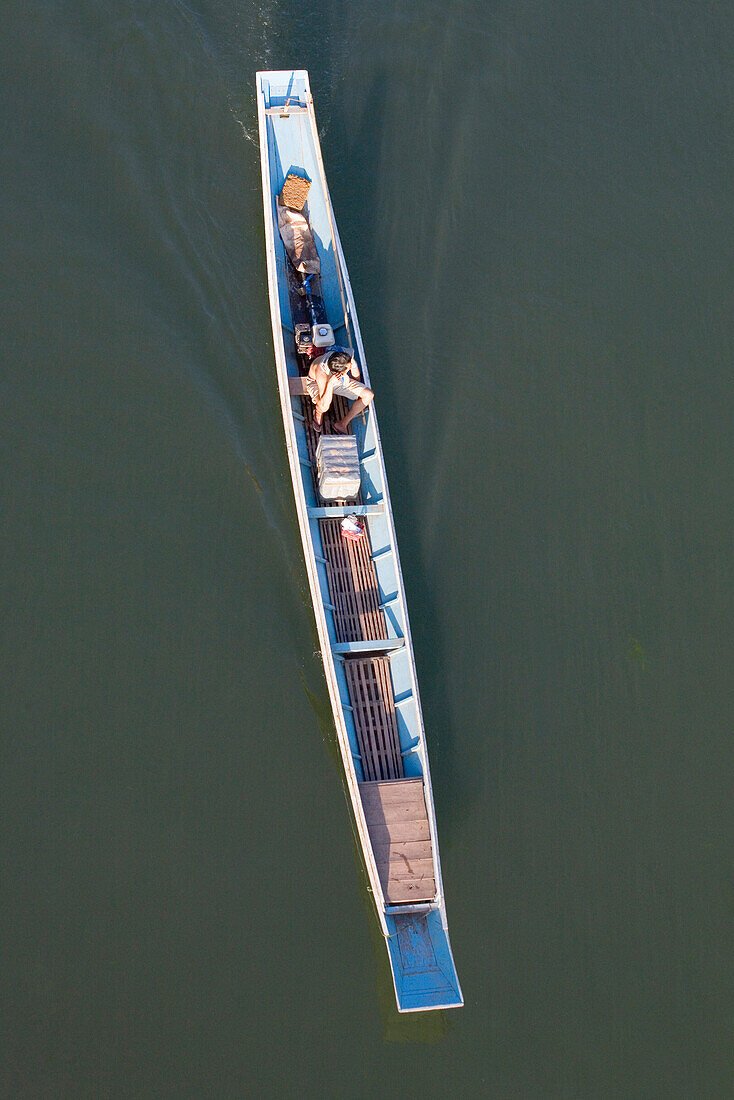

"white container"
[311, 323, 334, 348]
[316, 435, 361, 501]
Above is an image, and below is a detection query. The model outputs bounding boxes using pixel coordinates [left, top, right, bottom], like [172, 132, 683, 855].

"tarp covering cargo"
[277, 202, 320, 275]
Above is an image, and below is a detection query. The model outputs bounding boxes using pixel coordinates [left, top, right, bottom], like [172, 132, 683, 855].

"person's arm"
[349, 357, 361, 378]
[308, 359, 326, 397]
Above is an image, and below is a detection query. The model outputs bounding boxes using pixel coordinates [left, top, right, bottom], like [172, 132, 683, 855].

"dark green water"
[3, 1, 733, 1095]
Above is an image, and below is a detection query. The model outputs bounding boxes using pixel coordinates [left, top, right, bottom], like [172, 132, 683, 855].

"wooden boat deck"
[359, 779, 436, 903]
[300, 392, 354, 464]
[319, 519, 385, 642]
[296, 389, 435, 897]
[346, 657, 402, 781]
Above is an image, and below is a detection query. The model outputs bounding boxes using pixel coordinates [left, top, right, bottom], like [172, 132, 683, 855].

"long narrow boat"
[256, 70, 462, 1013]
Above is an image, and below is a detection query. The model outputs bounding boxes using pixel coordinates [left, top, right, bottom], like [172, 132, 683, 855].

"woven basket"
[280, 173, 311, 211]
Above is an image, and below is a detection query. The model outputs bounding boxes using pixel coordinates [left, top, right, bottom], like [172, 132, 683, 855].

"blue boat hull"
[256, 70, 462, 1013]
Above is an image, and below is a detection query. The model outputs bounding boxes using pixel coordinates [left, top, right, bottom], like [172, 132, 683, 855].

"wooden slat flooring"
[294, 379, 427, 893]
[301, 392, 352, 463]
[345, 658, 403, 782]
[319, 520, 385, 642]
[359, 779, 436, 903]
[299, 393, 363, 505]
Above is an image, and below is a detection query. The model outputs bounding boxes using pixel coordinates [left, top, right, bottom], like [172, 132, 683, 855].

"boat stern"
[385, 908, 463, 1012]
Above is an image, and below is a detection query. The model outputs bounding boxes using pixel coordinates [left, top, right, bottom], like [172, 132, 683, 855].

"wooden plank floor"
[359, 778, 436, 903]
[295, 383, 420, 865]
[299, 393, 363, 504]
[345, 657, 403, 781]
[301, 393, 353, 463]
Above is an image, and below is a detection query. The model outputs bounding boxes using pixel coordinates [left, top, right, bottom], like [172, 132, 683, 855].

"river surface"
[3, 1, 733, 1095]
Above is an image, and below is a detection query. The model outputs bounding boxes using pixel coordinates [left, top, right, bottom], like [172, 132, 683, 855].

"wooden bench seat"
[288, 374, 309, 395]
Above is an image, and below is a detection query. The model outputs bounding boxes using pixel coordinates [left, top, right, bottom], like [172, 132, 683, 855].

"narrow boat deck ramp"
[299, 396, 437, 905]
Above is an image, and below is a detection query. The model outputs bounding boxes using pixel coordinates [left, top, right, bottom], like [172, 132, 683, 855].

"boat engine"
[294, 323, 312, 354]
[294, 321, 335, 356]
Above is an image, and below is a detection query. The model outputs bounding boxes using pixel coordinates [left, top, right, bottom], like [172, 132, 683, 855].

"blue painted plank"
[306, 504, 384, 518]
[331, 639, 405, 655]
[385, 911, 463, 1012]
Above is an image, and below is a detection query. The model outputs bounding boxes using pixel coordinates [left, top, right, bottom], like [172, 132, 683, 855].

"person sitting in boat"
[306, 346, 374, 434]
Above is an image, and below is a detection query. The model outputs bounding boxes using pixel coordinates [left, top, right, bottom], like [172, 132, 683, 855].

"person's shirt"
[308, 352, 357, 396]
